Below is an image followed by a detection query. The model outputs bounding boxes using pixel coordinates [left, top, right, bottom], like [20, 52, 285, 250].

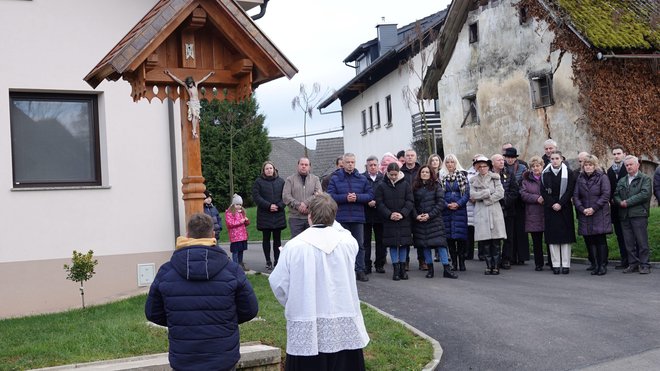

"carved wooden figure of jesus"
[165, 70, 214, 138]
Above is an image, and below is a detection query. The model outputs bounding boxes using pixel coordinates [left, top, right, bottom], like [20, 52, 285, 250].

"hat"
[472, 155, 492, 167]
[503, 147, 519, 158]
[231, 193, 243, 205]
[204, 190, 212, 198]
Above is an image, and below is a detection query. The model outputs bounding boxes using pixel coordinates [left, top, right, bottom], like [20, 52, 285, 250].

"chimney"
[376, 23, 398, 57]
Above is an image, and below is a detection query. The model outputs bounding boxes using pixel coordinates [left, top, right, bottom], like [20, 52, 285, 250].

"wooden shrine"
[85, 0, 296, 223]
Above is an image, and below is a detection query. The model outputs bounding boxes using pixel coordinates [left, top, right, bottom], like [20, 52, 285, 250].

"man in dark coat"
[400, 149, 425, 270]
[362, 155, 386, 274]
[607, 145, 629, 269]
[327, 153, 374, 282]
[145, 213, 258, 371]
[492, 154, 527, 269]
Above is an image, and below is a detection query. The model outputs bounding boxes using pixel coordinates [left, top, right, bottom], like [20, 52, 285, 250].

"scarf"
[542, 163, 568, 199]
[442, 170, 467, 195]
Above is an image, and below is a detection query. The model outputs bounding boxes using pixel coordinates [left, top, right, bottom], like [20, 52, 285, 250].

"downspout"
[167, 96, 181, 239]
[250, 0, 270, 21]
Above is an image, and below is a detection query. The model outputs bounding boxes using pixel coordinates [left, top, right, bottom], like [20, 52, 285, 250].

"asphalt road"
[239, 243, 660, 371]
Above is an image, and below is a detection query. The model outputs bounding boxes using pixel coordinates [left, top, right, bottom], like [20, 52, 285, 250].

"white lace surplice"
[268, 224, 370, 356]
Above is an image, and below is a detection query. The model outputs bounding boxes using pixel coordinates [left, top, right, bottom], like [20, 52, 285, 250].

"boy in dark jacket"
[145, 213, 258, 371]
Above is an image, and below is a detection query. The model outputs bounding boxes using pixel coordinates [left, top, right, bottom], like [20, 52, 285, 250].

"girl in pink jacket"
[225, 194, 250, 271]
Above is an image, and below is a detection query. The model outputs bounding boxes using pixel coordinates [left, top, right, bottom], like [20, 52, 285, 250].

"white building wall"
[343, 51, 436, 167]
[438, 0, 589, 167]
[0, 0, 187, 317]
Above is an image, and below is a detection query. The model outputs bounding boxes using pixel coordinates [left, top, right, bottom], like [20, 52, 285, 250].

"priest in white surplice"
[269, 193, 370, 370]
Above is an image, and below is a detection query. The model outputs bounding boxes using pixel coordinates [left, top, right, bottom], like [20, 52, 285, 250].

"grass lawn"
[546, 206, 659, 261]
[0, 274, 432, 371]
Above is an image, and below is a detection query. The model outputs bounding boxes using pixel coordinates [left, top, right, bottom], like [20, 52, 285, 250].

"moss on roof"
[556, 0, 659, 50]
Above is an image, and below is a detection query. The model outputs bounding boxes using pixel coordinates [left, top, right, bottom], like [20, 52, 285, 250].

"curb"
[361, 301, 443, 371]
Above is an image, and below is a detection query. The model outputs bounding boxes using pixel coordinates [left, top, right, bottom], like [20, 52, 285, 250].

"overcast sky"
[249, 0, 452, 148]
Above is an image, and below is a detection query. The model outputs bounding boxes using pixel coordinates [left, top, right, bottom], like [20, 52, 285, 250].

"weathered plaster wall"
[438, 0, 591, 166]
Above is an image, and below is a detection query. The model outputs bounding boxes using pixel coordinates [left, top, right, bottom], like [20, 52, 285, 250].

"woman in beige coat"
[469, 156, 506, 275]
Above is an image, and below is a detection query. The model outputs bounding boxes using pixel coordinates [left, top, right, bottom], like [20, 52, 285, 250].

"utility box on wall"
[137, 263, 155, 287]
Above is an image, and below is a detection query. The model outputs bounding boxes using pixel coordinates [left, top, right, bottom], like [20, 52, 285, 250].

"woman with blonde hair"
[573, 154, 611, 275]
[440, 154, 470, 272]
[521, 156, 546, 271]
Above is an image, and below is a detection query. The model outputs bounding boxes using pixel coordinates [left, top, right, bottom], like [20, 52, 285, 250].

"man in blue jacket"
[145, 213, 258, 371]
[328, 153, 374, 282]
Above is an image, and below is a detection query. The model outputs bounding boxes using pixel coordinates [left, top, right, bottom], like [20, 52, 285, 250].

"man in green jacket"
[614, 155, 652, 274]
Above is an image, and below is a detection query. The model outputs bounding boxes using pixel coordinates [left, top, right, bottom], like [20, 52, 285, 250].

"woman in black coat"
[541, 151, 576, 274]
[376, 162, 414, 281]
[252, 161, 286, 270]
[412, 166, 456, 279]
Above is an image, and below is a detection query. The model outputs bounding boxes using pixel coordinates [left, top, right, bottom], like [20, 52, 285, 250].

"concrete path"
[241, 243, 660, 371]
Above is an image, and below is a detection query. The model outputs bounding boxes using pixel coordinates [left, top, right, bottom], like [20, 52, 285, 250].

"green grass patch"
[0, 274, 432, 370]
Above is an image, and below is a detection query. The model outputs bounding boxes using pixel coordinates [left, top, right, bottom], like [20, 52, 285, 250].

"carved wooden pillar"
[179, 89, 206, 222]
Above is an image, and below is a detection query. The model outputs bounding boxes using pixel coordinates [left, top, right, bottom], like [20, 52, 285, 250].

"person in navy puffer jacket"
[145, 213, 258, 371]
[327, 153, 374, 282]
[439, 154, 470, 272]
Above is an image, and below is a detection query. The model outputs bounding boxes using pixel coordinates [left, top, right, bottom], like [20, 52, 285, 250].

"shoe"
[586, 264, 596, 271]
[590, 266, 599, 275]
[597, 265, 607, 276]
[356, 271, 369, 282]
[266, 262, 273, 271]
[458, 257, 466, 271]
[517, 260, 525, 265]
[399, 263, 409, 280]
[240, 262, 248, 272]
[535, 266, 543, 271]
[561, 268, 570, 275]
[443, 265, 458, 279]
[622, 266, 639, 274]
[392, 263, 400, 281]
[425, 263, 434, 278]
[491, 268, 500, 275]
[365, 267, 372, 275]
[500, 260, 511, 270]
[639, 266, 651, 274]
[553, 268, 560, 275]
[614, 264, 627, 270]
[375, 266, 386, 274]
[419, 260, 429, 271]
[484, 269, 492, 275]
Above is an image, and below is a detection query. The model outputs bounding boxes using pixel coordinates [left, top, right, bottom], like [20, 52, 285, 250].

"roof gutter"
[596, 52, 660, 60]
[250, 0, 270, 21]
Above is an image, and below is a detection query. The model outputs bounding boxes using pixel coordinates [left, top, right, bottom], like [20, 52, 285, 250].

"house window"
[10, 92, 101, 188]
[461, 95, 479, 127]
[519, 6, 528, 25]
[469, 22, 478, 43]
[530, 74, 554, 108]
[361, 110, 367, 135]
[375, 102, 381, 128]
[368, 106, 374, 131]
[385, 95, 393, 127]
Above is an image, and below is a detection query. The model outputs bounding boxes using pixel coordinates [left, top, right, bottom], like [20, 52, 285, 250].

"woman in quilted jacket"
[226, 194, 250, 271]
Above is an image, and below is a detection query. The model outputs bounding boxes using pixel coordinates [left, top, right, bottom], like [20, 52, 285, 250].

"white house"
[319, 9, 449, 165]
[0, 0, 292, 319]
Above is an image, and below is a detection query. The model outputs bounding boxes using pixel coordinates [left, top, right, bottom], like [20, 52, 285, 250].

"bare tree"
[291, 83, 329, 158]
[400, 21, 439, 156]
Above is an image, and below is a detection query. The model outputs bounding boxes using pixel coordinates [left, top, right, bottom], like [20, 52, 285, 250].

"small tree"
[63, 250, 98, 309]
[291, 83, 329, 158]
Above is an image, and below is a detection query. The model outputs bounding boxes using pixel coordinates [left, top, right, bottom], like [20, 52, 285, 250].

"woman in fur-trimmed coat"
[469, 156, 506, 275]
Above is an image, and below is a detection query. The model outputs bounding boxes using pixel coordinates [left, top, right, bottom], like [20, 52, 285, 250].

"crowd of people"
[247, 140, 657, 280]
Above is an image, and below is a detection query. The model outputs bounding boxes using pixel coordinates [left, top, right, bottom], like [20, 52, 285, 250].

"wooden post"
[179, 89, 206, 225]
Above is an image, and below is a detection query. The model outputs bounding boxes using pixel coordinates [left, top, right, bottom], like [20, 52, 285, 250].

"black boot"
[392, 263, 400, 281]
[449, 246, 458, 271]
[399, 263, 409, 280]
[589, 245, 599, 275]
[597, 245, 608, 275]
[425, 263, 434, 278]
[458, 255, 466, 271]
[443, 264, 458, 279]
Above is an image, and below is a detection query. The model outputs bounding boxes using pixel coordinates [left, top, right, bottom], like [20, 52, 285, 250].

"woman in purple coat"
[520, 156, 545, 271]
[573, 155, 612, 275]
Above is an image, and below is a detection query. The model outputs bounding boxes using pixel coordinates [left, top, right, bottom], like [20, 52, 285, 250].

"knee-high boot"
[392, 263, 400, 281]
[597, 245, 608, 275]
[458, 244, 466, 271]
[425, 263, 434, 278]
[449, 245, 458, 271]
[399, 263, 409, 280]
[589, 245, 599, 276]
